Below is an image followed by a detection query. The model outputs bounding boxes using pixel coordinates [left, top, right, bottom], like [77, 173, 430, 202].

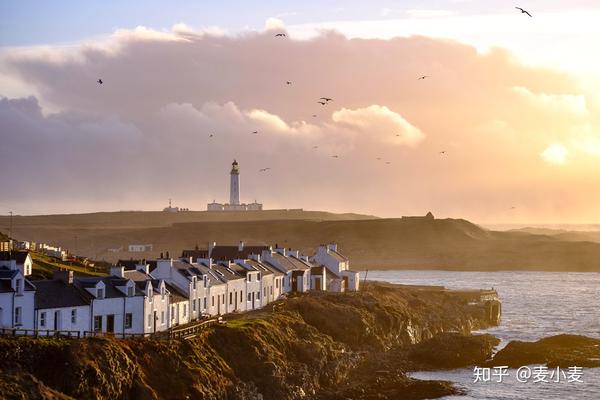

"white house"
[0, 267, 35, 329]
[261, 248, 311, 293]
[34, 270, 90, 335]
[74, 276, 147, 336]
[195, 259, 236, 316]
[0, 251, 33, 277]
[312, 244, 360, 292]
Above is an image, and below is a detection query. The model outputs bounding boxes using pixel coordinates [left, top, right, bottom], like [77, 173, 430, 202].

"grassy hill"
[4, 212, 600, 271]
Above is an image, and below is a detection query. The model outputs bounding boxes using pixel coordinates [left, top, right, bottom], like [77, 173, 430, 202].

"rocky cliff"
[0, 282, 501, 400]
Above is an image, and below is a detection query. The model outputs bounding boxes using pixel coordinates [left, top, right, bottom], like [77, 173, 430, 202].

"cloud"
[541, 143, 568, 165]
[1, 25, 600, 222]
[332, 105, 424, 146]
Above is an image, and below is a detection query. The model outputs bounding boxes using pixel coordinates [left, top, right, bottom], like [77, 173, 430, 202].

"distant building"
[207, 160, 263, 211]
[163, 199, 189, 213]
[128, 244, 153, 252]
[0, 251, 33, 276]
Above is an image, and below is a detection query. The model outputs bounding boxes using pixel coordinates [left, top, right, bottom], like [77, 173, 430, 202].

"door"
[342, 277, 349, 291]
[315, 277, 321, 291]
[106, 314, 115, 333]
[251, 292, 255, 310]
[54, 311, 61, 330]
[291, 276, 298, 292]
[153, 311, 157, 333]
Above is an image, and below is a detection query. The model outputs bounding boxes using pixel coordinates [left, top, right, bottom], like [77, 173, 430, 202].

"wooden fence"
[0, 327, 81, 338]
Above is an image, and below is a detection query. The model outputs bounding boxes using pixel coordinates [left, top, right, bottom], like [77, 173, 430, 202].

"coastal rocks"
[406, 333, 500, 370]
[489, 334, 600, 368]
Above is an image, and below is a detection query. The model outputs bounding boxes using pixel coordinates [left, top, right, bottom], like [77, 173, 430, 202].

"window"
[183, 304, 187, 317]
[203, 297, 207, 309]
[264, 288, 267, 297]
[97, 288, 104, 299]
[192, 277, 197, 290]
[171, 305, 175, 319]
[125, 313, 132, 329]
[222, 294, 225, 304]
[193, 299, 197, 312]
[94, 315, 102, 332]
[229, 292, 233, 305]
[161, 311, 165, 324]
[16, 278, 23, 294]
[257, 291, 261, 300]
[161, 287, 165, 301]
[40, 311, 46, 327]
[270, 286, 273, 295]
[71, 309, 77, 324]
[247, 293, 251, 302]
[247, 274, 252, 282]
[147, 314, 152, 328]
[14, 306, 22, 325]
[127, 286, 133, 297]
[275, 279, 279, 289]
[211, 296, 215, 307]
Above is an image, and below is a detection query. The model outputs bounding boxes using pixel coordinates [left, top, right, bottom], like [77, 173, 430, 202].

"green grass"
[31, 252, 107, 279]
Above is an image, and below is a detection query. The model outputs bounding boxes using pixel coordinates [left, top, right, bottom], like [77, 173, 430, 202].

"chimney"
[160, 252, 164, 259]
[208, 241, 216, 256]
[53, 269, 74, 284]
[166, 251, 170, 259]
[238, 241, 244, 251]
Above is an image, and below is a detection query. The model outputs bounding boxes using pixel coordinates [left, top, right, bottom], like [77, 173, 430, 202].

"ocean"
[363, 270, 600, 400]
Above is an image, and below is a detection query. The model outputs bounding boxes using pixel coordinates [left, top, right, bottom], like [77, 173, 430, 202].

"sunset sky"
[1, 1, 600, 223]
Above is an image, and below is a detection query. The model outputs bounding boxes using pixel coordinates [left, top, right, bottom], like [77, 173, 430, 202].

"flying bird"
[395, 134, 401, 137]
[312, 145, 319, 149]
[515, 7, 532, 17]
[331, 155, 339, 158]
[439, 151, 447, 155]
[286, 81, 292, 85]
[385, 161, 391, 165]
[259, 168, 271, 172]
[209, 134, 214, 138]
[251, 131, 258, 134]
[275, 33, 287, 37]
[97, 79, 103, 84]
[418, 76, 428, 80]
[312, 114, 317, 118]
[317, 101, 327, 105]
[320, 97, 333, 102]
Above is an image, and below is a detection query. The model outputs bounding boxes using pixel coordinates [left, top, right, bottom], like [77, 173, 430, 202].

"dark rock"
[489, 334, 600, 368]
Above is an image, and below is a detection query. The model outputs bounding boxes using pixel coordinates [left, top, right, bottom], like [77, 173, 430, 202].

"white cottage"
[0, 251, 33, 277]
[0, 267, 35, 329]
[312, 244, 360, 292]
[34, 270, 90, 335]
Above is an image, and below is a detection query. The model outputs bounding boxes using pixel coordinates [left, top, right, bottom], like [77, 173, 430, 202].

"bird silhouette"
[418, 76, 428, 80]
[439, 151, 447, 155]
[395, 134, 401, 137]
[317, 101, 327, 105]
[515, 7, 532, 17]
[275, 33, 287, 37]
[251, 131, 258, 134]
[209, 134, 214, 138]
[320, 97, 333, 102]
[97, 79, 103, 84]
[312, 145, 319, 149]
[286, 81, 292, 85]
[312, 114, 317, 118]
[332, 155, 339, 158]
[259, 168, 271, 172]
[385, 161, 391, 165]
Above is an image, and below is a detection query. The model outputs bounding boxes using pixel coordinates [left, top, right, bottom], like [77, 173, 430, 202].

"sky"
[1, 1, 600, 223]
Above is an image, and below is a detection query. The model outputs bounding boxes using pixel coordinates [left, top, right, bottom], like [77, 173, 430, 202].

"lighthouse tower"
[229, 159, 240, 205]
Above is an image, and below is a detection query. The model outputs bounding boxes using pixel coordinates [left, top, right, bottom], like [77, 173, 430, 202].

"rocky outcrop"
[0, 282, 501, 400]
[488, 334, 600, 368]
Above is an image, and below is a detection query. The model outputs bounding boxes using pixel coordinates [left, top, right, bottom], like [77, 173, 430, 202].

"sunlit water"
[362, 270, 600, 400]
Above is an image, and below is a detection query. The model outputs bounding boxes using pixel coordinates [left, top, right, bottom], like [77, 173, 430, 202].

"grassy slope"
[30, 252, 106, 280]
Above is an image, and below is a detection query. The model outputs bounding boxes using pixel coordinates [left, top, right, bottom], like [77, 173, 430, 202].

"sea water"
[362, 270, 600, 400]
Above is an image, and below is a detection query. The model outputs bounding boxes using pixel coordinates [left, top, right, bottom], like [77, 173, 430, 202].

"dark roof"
[116, 259, 157, 272]
[0, 251, 30, 264]
[329, 250, 348, 262]
[270, 253, 310, 272]
[213, 263, 244, 282]
[210, 245, 269, 261]
[123, 270, 150, 282]
[181, 249, 209, 259]
[165, 283, 188, 303]
[34, 280, 90, 309]
[0, 267, 35, 293]
[75, 276, 144, 298]
[245, 259, 278, 276]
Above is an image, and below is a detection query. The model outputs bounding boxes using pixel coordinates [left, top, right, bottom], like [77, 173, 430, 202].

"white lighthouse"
[230, 159, 240, 205]
[207, 159, 263, 211]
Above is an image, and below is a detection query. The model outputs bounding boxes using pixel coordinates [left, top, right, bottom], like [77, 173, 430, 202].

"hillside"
[4, 212, 600, 271]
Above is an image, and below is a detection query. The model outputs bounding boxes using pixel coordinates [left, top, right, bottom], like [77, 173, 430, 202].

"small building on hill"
[0, 251, 33, 276]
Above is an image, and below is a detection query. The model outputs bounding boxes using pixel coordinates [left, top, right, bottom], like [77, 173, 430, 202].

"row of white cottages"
[0, 243, 359, 336]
